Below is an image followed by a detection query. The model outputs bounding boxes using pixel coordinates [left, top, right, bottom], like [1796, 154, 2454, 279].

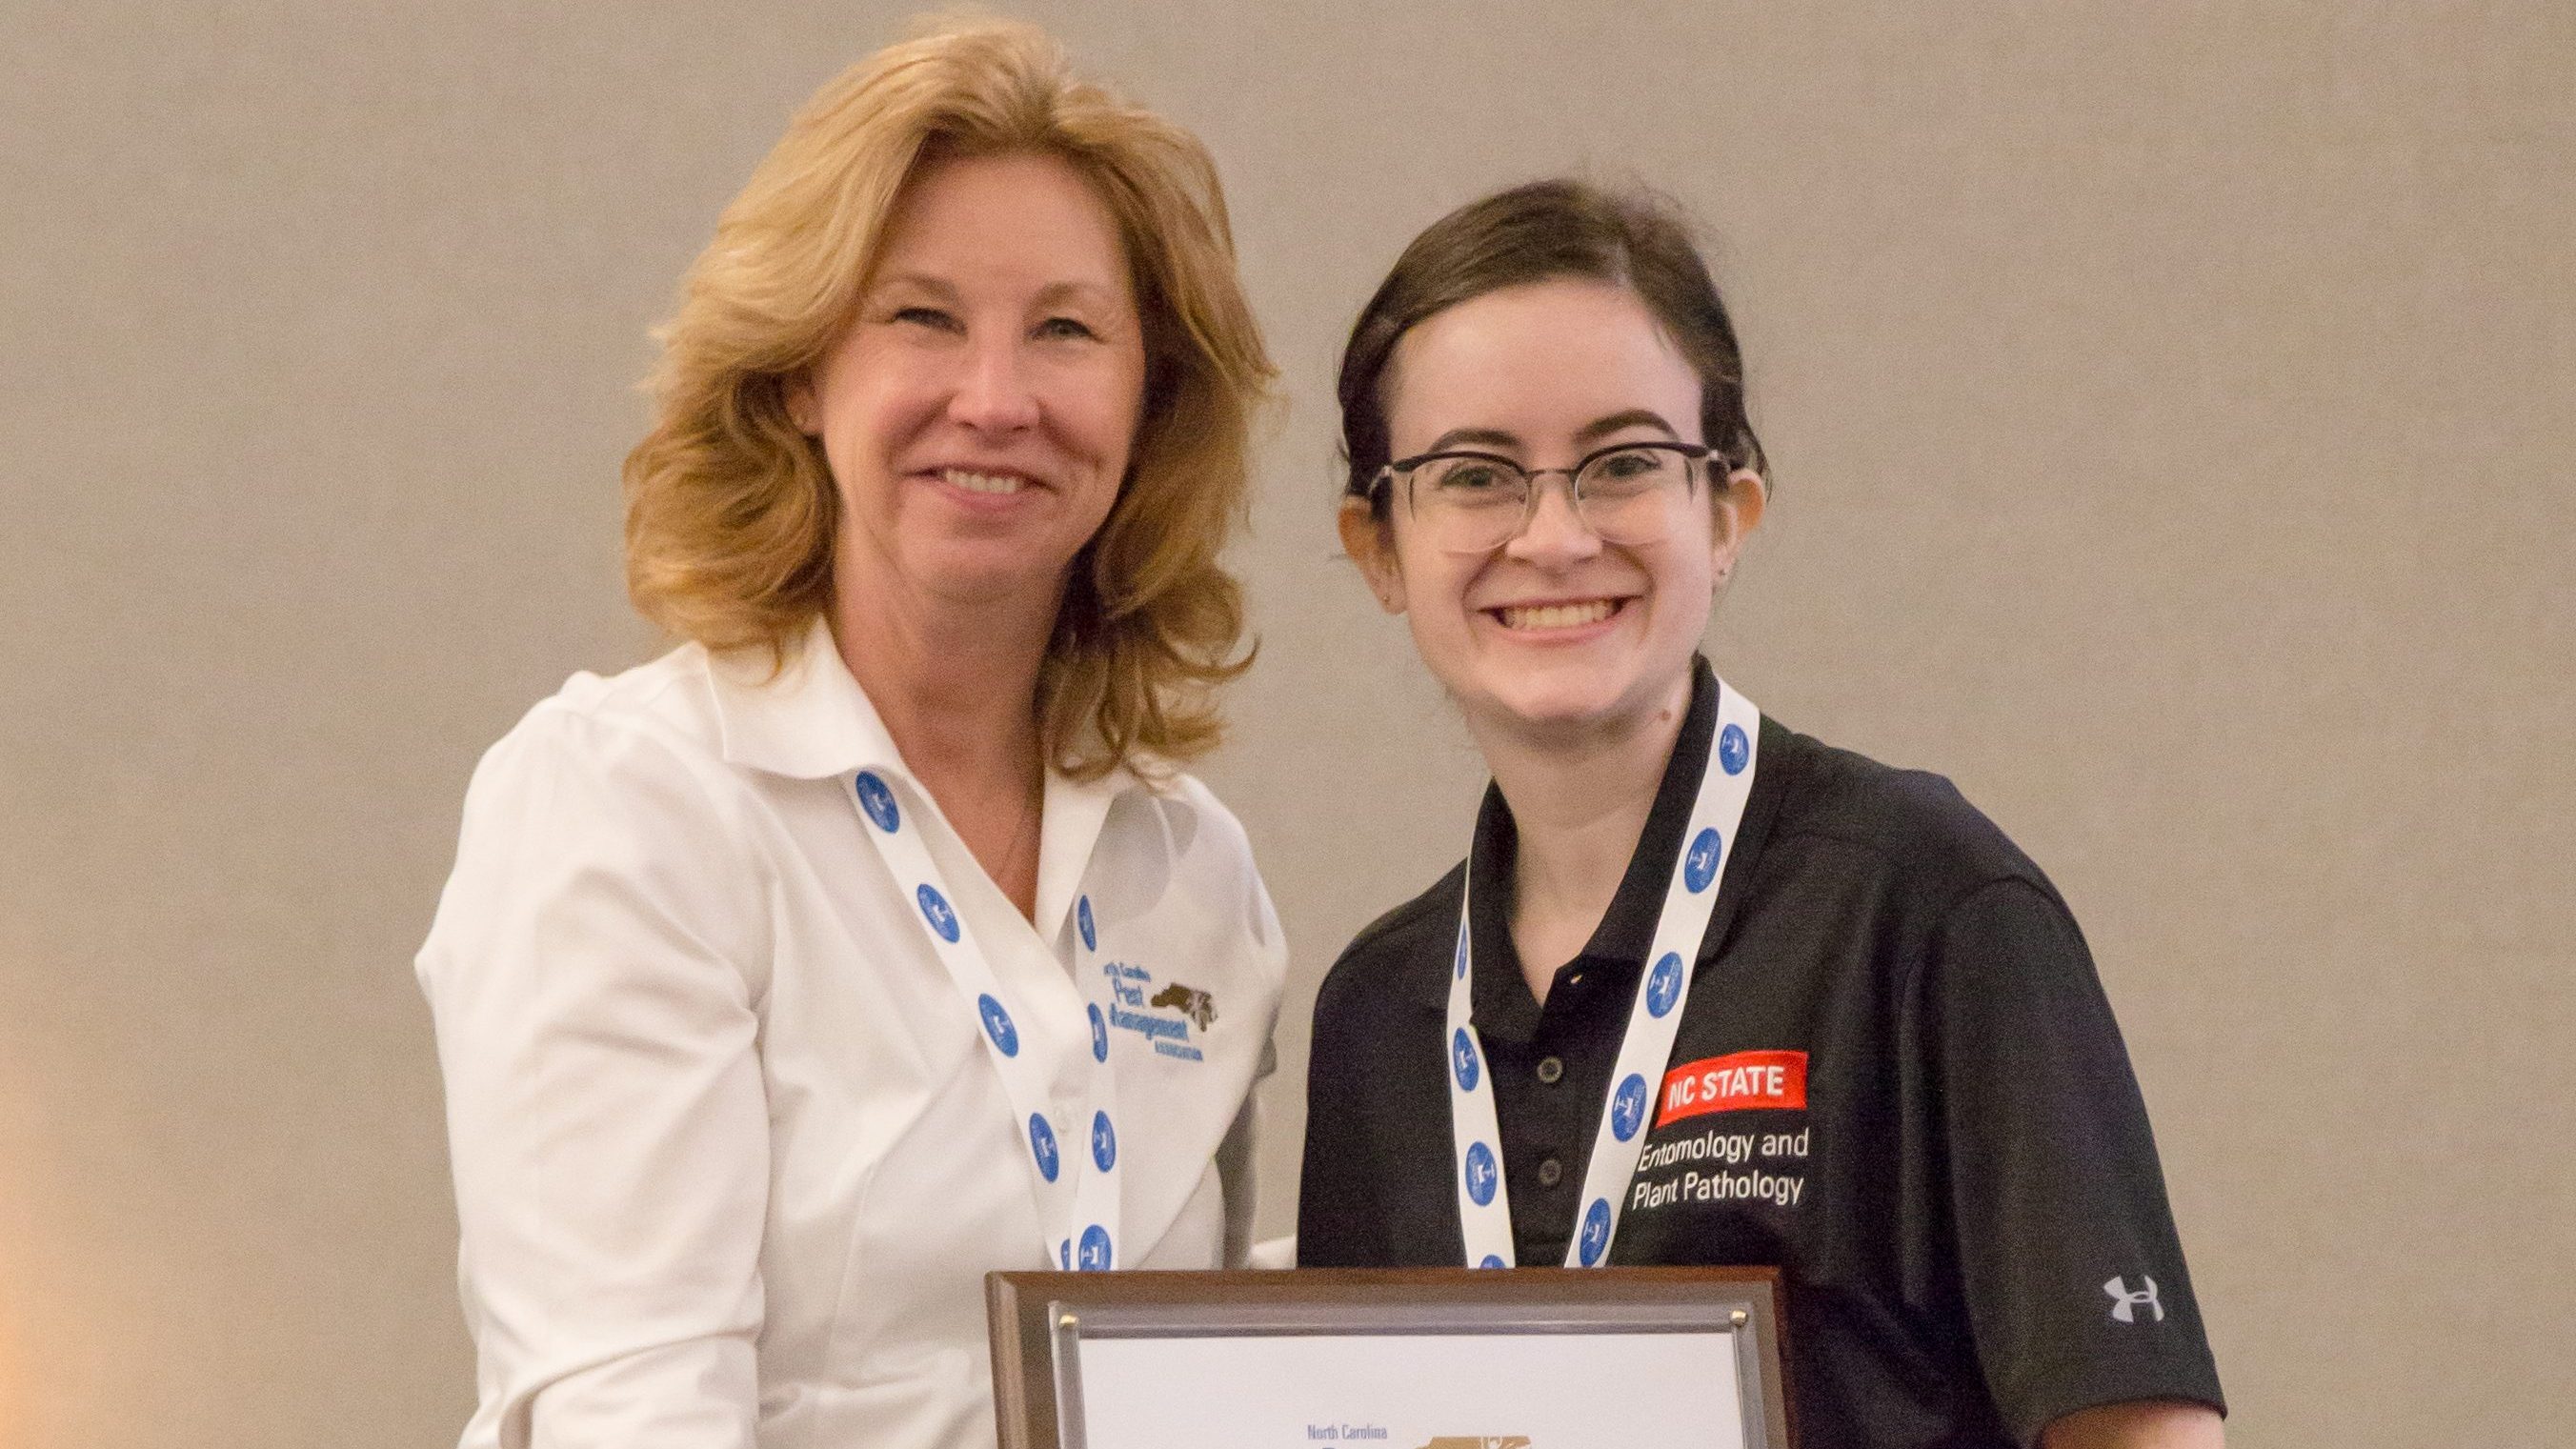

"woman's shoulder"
[1760, 719, 2059, 912]
[452, 642, 764, 856]
[1119, 769, 1286, 965]
[423, 642, 775, 995]
[1313, 858, 1466, 1025]
[494, 641, 731, 767]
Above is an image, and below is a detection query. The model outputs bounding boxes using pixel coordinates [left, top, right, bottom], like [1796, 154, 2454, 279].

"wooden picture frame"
[987, 1266, 1791, 1449]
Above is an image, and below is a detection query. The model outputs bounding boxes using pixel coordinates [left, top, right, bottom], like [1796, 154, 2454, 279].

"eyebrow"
[1031, 279, 1121, 311]
[867, 272, 961, 302]
[865, 273, 1122, 312]
[1420, 409, 1684, 456]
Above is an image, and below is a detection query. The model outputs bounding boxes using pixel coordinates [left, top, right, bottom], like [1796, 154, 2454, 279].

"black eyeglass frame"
[1369, 439, 1724, 549]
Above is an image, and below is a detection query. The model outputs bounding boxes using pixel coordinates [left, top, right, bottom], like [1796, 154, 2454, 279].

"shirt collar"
[1456, 655, 1722, 1036]
[706, 615, 906, 780]
[707, 614, 1145, 948]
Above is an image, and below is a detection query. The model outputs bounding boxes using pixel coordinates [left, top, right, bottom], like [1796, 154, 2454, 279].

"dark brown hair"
[1338, 177, 1767, 514]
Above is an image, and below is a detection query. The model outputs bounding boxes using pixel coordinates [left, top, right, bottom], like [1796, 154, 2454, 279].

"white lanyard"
[850, 768, 1123, 1272]
[1446, 680, 1761, 1268]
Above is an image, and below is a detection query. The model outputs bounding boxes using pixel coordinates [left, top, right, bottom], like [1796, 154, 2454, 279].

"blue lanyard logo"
[1683, 828, 1723, 893]
[1451, 1027, 1481, 1092]
[1645, 952, 1684, 1018]
[1027, 1113, 1059, 1181]
[854, 771, 900, 833]
[1609, 1072, 1650, 1141]
[917, 884, 960, 943]
[976, 993, 1019, 1057]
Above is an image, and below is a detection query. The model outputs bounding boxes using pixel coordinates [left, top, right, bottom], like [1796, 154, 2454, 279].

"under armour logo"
[2103, 1275, 2163, 1324]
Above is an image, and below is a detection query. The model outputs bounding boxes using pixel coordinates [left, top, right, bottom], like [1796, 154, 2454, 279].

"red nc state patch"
[1656, 1050, 1808, 1127]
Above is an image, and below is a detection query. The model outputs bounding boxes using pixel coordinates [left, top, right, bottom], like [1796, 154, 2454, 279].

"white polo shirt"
[416, 619, 1285, 1449]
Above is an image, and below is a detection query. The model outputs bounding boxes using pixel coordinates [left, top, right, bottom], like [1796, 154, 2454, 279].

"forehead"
[1383, 278, 1701, 453]
[871, 150, 1134, 296]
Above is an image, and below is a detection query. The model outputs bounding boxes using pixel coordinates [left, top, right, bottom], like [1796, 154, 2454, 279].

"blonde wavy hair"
[625, 18, 1275, 778]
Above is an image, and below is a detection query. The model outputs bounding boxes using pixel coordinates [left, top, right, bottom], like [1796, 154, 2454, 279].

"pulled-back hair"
[625, 18, 1275, 778]
[1338, 178, 1765, 514]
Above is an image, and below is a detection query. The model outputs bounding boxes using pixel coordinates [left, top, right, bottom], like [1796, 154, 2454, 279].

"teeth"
[1498, 599, 1617, 631]
[943, 469, 1028, 495]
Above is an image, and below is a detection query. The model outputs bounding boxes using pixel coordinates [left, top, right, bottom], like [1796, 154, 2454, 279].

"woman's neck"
[1470, 672, 1695, 1006]
[830, 575, 1060, 918]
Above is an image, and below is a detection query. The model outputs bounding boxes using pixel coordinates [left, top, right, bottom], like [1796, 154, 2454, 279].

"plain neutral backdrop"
[3, 4, 2569, 1446]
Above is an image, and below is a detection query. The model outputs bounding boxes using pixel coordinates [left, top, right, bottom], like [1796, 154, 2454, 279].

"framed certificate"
[987, 1267, 1790, 1449]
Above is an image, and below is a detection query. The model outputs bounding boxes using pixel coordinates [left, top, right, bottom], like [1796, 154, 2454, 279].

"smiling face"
[1345, 276, 1764, 743]
[791, 149, 1148, 624]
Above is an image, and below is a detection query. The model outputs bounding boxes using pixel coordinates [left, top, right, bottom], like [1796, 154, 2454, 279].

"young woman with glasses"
[1298, 179, 2226, 1449]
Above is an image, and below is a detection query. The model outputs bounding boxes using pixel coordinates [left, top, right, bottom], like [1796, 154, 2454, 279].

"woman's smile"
[936, 467, 1038, 496]
[1360, 276, 1729, 739]
[793, 149, 1148, 610]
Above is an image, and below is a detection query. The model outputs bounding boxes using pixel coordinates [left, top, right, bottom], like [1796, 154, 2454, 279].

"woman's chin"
[1461, 675, 1653, 742]
[861, 539, 1080, 615]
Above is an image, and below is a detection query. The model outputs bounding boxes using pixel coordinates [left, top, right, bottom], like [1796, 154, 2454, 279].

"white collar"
[706, 615, 1146, 948]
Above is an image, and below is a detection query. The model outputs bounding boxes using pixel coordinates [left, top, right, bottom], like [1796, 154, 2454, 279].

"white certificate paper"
[1075, 1329, 1748, 1449]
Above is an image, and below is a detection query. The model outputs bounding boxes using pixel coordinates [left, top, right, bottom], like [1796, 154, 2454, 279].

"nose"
[1503, 472, 1600, 566]
[947, 333, 1040, 434]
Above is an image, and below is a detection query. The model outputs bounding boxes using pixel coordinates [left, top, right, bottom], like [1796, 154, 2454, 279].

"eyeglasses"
[1375, 440, 1718, 555]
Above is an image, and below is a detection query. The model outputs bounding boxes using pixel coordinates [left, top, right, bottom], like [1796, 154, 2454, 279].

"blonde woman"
[416, 22, 1282, 1449]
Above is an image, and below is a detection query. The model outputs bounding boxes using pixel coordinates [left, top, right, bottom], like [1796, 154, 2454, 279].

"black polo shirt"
[1298, 660, 2224, 1448]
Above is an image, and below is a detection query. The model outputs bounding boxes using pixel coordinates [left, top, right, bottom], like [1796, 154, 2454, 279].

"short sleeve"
[1297, 964, 1403, 1268]
[415, 708, 774, 1449]
[1919, 878, 2225, 1446]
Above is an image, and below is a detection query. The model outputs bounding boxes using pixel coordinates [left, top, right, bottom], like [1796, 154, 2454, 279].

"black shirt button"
[1535, 1056, 1564, 1085]
[1537, 1157, 1563, 1188]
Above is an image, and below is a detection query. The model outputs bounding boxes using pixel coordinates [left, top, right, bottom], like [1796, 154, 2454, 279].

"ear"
[1709, 468, 1767, 579]
[783, 372, 821, 436]
[1338, 496, 1408, 614]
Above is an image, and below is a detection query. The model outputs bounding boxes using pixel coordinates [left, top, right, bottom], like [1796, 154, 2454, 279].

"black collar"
[1457, 657, 1725, 1043]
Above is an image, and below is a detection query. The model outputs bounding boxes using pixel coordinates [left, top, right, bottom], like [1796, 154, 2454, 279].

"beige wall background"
[4, 3, 2569, 1446]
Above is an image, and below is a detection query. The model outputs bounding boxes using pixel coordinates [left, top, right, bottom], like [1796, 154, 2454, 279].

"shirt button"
[1537, 1157, 1563, 1188]
[1535, 1056, 1564, 1085]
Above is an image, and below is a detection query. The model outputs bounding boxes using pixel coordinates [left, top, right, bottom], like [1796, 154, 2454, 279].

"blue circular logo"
[1450, 1027, 1480, 1092]
[1464, 1142, 1499, 1206]
[1610, 1073, 1650, 1141]
[1478, 1253, 1506, 1270]
[1077, 896, 1097, 953]
[1088, 1002, 1108, 1062]
[1058, 1238, 1072, 1269]
[1683, 828, 1723, 893]
[916, 884, 960, 943]
[1028, 1113, 1059, 1182]
[1077, 1224, 1113, 1272]
[1454, 923, 1469, 980]
[1579, 1197, 1613, 1266]
[977, 993, 1018, 1057]
[1718, 722, 1750, 776]
[854, 771, 900, 832]
[1645, 952, 1683, 1018]
[1091, 1111, 1117, 1172]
